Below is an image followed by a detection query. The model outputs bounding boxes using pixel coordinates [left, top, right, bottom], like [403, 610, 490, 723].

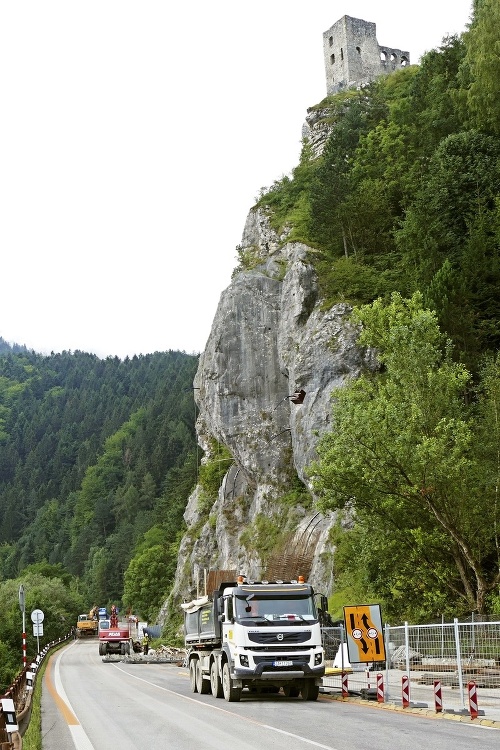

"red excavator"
[98, 605, 132, 656]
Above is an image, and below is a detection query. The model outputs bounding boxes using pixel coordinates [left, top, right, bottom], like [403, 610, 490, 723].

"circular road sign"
[31, 609, 45, 623]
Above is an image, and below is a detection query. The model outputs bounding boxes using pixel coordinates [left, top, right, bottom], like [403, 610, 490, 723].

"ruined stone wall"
[323, 15, 410, 95]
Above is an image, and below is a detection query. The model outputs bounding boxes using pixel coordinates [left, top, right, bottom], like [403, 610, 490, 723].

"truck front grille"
[247, 631, 311, 645]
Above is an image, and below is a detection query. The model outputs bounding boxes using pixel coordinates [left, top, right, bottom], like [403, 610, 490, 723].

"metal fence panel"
[322, 620, 500, 717]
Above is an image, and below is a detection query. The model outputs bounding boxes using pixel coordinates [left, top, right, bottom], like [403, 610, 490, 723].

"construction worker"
[142, 632, 150, 655]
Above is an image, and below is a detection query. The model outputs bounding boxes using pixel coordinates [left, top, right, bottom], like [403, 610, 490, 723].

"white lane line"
[113, 664, 340, 750]
[53, 646, 95, 750]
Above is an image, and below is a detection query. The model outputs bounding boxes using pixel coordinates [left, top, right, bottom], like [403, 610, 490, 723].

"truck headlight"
[314, 652, 323, 666]
[239, 654, 249, 667]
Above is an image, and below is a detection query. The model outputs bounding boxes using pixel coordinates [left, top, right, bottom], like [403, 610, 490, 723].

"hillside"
[0, 349, 199, 601]
[165, 0, 500, 626]
[0, 4, 499, 677]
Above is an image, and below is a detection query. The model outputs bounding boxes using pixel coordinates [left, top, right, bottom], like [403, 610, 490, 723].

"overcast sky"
[0, 1, 473, 359]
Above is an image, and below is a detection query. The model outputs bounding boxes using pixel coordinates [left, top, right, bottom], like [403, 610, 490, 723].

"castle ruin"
[323, 15, 410, 95]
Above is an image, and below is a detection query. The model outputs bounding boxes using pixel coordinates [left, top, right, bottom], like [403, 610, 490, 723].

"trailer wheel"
[283, 685, 300, 698]
[189, 660, 198, 693]
[222, 662, 241, 702]
[210, 661, 223, 698]
[301, 681, 319, 701]
[196, 660, 211, 694]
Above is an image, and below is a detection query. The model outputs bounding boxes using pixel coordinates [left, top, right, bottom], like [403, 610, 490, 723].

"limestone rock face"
[167, 207, 375, 608]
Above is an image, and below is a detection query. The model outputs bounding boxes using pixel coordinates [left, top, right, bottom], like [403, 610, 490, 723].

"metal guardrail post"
[384, 623, 390, 702]
[454, 617, 465, 709]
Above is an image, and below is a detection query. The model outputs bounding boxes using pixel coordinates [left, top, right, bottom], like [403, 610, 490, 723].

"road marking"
[113, 664, 340, 750]
[44, 644, 95, 750]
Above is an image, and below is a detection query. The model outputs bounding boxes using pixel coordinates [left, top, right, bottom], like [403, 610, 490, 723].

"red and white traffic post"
[19, 584, 26, 666]
[376, 672, 384, 703]
[433, 680, 443, 712]
[341, 671, 349, 698]
[402, 674, 410, 708]
[468, 681, 479, 720]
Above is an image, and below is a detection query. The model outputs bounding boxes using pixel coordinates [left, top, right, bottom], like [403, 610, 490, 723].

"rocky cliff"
[165, 205, 376, 612]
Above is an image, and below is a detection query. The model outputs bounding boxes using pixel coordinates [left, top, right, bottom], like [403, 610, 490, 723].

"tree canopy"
[0, 349, 199, 623]
[311, 294, 500, 619]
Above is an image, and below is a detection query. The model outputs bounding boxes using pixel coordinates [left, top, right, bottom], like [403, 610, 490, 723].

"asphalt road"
[41, 639, 500, 750]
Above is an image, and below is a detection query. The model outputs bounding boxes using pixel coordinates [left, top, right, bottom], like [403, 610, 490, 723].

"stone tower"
[323, 15, 410, 95]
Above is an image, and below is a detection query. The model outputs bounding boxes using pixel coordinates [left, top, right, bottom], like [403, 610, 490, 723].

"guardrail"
[0, 632, 73, 747]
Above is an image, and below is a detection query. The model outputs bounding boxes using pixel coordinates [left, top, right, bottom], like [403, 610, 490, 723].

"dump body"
[182, 578, 325, 701]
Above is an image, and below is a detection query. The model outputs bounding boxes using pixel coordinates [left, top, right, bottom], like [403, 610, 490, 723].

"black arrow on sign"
[360, 638, 369, 654]
[361, 614, 370, 629]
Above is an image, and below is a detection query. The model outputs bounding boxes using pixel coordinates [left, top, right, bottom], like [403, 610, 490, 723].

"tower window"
[330, 53, 335, 64]
[356, 46, 361, 55]
[329, 36, 333, 46]
[340, 48, 344, 60]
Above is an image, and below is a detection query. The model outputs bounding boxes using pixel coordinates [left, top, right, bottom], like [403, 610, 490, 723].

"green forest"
[0, 344, 198, 687]
[0, 0, 499, 689]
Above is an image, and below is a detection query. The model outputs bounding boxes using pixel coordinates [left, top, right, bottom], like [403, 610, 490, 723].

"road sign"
[33, 623, 44, 637]
[343, 604, 386, 664]
[31, 609, 44, 624]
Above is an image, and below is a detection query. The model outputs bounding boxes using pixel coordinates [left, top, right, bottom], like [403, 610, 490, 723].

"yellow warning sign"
[343, 604, 386, 664]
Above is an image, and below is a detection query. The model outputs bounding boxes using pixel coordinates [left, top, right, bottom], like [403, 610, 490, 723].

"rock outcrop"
[166, 207, 376, 611]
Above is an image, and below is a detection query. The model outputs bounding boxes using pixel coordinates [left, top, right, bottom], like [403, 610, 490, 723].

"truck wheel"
[283, 685, 300, 698]
[210, 661, 223, 698]
[196, 660, 211, 694]
[189, 660, 198, 693]
[301, 681, 319, 701]
[222, 662, 241, 702]
[120, 643, 126, 656]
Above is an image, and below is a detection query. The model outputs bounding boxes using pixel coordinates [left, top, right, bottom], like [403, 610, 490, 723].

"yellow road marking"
[44, 651, 79, 725]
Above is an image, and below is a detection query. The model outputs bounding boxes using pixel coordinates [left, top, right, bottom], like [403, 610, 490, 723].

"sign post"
[31, 609, 45, 654]
[18, 584, 26, 667]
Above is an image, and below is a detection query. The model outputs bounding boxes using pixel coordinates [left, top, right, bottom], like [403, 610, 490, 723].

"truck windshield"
[235, 595, 317, 623]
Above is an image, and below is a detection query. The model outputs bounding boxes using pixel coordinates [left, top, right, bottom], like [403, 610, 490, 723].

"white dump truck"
[181, 575, 325, 701]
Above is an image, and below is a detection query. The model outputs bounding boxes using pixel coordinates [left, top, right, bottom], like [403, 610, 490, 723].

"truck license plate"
[273, 660, 293, 667]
